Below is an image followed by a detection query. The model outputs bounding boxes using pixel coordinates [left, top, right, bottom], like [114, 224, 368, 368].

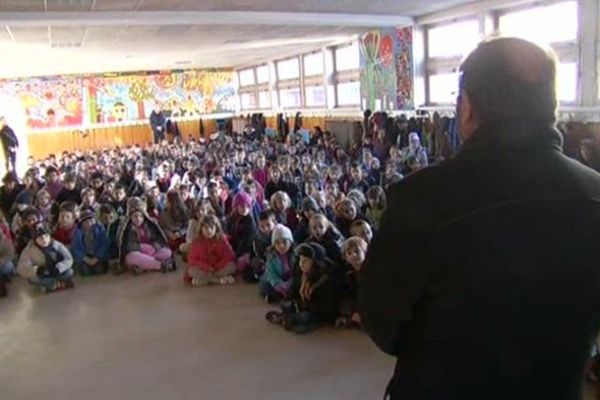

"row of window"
[239, 82, 361, 109]
[237, 42, 361, 110]
[426, 1, 579, 104]
[237, 1, 583, 110]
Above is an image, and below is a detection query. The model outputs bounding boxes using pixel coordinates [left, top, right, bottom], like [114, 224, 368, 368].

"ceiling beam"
[0, 11, 413, 28]
[417, 0, 532, 25]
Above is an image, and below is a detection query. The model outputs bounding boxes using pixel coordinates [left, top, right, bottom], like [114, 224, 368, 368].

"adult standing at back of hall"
[0, 116, 19, 173]
[149, 103, 166, 144]
[360, 37, 600, 400]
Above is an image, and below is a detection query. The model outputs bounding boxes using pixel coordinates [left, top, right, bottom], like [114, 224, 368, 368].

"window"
[238, 69, 255, 87]
[336, 81, 360, 106]
[277, 58, 300, 80]
[558, 62, 577, 102]
[428, 20, 480, 58]
[258, 91, 271, 108]
[429, 72, 459, 104]
[335, 42, 360, 72]
[256, 65, 270, 84]
[304, 52, 324, 76]
[499, 1, 578, 45]
[279, 87, 301, 108]
[305, 85, 326, 107]
[240, 93, 257, 110]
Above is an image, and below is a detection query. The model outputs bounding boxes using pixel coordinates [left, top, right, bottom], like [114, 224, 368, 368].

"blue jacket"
[71, 223, 110, 264]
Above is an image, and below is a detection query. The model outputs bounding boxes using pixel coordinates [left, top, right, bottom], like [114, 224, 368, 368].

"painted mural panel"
[0, 78, 84, 129]
[359, 26, 414, 111]
[0, 69, 236, 130]
[87, 70, 235, 124]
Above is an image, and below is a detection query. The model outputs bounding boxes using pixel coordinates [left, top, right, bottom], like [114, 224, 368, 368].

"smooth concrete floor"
[0, 270, 393, 400]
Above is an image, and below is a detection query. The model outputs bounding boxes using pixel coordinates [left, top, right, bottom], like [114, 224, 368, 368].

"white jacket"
[17, 240, 73, 279]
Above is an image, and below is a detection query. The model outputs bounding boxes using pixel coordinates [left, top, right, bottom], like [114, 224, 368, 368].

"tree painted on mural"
[128, 77, 154, 119]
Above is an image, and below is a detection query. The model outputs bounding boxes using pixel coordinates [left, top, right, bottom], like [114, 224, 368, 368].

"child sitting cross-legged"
[0, 227, 15, 297]
[17, 222, 75, 294]
[117, 199, 176, 274]
[249, 209, 276, 282]
[184, 215, 236, 286]
[71, 210, 110, 276]
[265, 242, 341, 334]
[259, 223, 295, 303]
[335, 237, 368, 329]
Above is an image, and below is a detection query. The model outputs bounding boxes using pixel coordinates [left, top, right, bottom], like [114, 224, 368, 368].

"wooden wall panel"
[26, 118, 219, 159]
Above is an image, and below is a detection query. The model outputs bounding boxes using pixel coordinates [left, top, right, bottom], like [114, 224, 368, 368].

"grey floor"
[0, 270, 393, 400]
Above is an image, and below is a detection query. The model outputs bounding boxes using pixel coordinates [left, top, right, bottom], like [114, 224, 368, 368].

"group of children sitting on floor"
[0, 125, 427, 333]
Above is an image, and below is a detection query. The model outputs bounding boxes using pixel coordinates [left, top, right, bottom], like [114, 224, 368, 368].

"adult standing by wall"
[0, 116, 19, 173]
[149, 103, 166, 144]
[360, 37, 600, 400]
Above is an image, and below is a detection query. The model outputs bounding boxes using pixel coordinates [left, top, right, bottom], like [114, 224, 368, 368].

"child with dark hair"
[99, 203, 121, 273]
[206, 181, 226, 221]
[250, 209, 276, 282]
[336, 237, 368, 329]
[295, 196, 321, 243]
[347, 162, 370, 194]
[53, 201, 78, 247]
[42, 166, 63, 200]
[334, 198, 359, 239]
[160, 189, 189, 251]
[266, 242, 340, 334]
[11, 190, 34, 236]
[111, 184, 128, 217]
[0, 227, 15, 297]
[227, 191, 257, 279]
[80, 187, 100, 213]
[14, 207, 41, 254]
[184, 215, 236, 286]
[260, 224, 295, 303]
[366, 185, 387, 230]
[56, 173, 81, 204]
[350, 219, 373, 244]
[71, 210, 110, 276]
[17, 223, 75, 293]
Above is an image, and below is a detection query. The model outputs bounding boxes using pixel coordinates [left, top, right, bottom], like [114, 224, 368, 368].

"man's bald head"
[459, 37, 558, 127]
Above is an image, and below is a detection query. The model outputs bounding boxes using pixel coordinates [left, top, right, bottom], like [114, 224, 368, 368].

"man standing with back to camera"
[361, 37, 600, 400]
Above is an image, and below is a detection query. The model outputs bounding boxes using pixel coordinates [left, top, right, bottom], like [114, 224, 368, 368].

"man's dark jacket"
[360, 122, 600, 400]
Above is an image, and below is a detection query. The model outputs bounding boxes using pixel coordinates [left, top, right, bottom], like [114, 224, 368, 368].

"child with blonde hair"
[184, 215, 236, 286]
[336, 237, 368, 329]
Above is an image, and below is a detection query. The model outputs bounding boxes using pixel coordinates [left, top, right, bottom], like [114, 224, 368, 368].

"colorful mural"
[86, 70, 235, 124]
[0, 69, 236, 130]
[0, 78, 84, 129]
[359, 26, 414, 111]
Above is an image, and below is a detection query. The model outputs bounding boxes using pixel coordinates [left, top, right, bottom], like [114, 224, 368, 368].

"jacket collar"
[458, 121, 563, 159]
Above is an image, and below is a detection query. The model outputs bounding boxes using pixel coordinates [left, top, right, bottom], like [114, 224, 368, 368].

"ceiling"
[0, 0, 474, 79]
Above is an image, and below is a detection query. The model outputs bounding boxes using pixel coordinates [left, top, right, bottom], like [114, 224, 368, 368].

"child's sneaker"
[265, 311, 284, 325]
[130, 266, 143, 276]
[191, 277, 207, 286]
[161, 259, 176, 273]
[62, 279, 75, 290]
[41, 282, 60, 294]
[218, 275, 235, 285]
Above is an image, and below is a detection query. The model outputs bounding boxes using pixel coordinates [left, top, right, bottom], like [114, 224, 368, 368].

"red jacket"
[53, 225, 76, 246]
[188, 235, 235, 273]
